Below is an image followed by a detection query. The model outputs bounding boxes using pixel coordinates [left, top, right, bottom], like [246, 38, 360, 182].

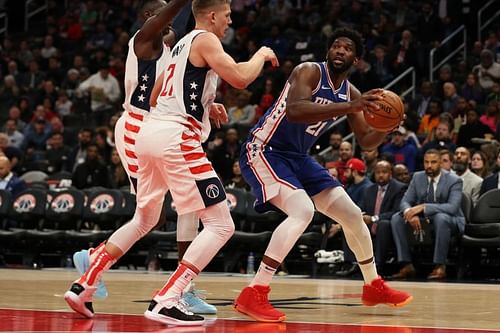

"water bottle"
[246, 252, 255, 274]
[65, 255, 73, 268]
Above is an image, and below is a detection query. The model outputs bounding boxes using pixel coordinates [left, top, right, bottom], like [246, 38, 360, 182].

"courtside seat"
[82, 188, 124, 231]
[45, 189, 85, 230]
[120, 190, 136, 222]
[225, 187, 248, 230]
[245, 192, 285, 232]
[458, 189, 500, 279]
[9, 189, 47, 230]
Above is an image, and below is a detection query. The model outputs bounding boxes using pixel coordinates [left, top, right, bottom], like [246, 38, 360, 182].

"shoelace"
[177, 297, 194, 315]
[255, 290, 274, 310]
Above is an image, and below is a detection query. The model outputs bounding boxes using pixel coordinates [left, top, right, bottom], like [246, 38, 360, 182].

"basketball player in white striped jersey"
[64, 0, 219, 319]
[133, 0, 278, 325]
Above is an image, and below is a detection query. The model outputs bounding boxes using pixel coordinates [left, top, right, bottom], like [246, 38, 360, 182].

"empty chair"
[459, 189, 500, 279]
[120, 190, 137, 222]
[225, 187, 248, 230]
[45, 189, 85, 230]
[20, 170, 48, 184]
[9, 188, 47, 230]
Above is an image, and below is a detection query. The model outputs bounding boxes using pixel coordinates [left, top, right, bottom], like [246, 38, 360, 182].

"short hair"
[137, 0, 164, 12]
[328, 27, 364, 58]
[192, 0, 231, 16]
[440, 149, 453, 162]
[425, 148, 441, 157]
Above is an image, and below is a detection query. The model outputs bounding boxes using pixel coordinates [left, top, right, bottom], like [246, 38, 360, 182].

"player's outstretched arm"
[135, 0, 190, 58]
[286, 64, 382, 123]
[347, 85, 387, 150]
[191, 33, 278, 89]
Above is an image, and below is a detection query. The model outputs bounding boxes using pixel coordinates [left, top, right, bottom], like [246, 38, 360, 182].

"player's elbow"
[227, 77, 248, 89]
[285, 106, 302, 123]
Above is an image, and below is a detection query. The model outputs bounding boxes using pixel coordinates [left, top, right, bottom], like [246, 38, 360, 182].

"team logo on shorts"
[13, 194, 37, 213]
[51, 194, 75, 213]
[206, 184, 220, 199]
[90, 194, 115, 214]
[226, 193, 237, 210]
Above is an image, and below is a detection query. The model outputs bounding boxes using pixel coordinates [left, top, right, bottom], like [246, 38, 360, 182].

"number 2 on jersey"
[160, 64, 176, 97]
[305, 121, 327, 136]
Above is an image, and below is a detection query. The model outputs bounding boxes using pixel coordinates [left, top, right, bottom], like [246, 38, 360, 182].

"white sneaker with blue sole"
[73, 249, 108, 299]
[181, 284, 217, 314]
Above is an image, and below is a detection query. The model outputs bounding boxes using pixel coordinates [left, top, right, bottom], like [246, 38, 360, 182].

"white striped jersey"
[123, 33, 170, 114]
[249, 62, 350, 153]
[153, 30, 218, 142]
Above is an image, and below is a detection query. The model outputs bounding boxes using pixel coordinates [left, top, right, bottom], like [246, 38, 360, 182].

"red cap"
[346, 158, 366, 173]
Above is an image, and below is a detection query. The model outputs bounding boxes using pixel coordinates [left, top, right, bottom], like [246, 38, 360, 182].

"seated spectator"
[326, 141, 353, 185]
[22, 117, 52, 152]
[457, 109, 492, 150]
[224, 159, 250, 191]
[55, 91, 73, 117]
[227, 90, 256, 126]
[460, 73, 483, 104]
[46, 132, 72, 174]
[370, 44, 394, 85]
[442, 82, 459, 114]
[108, 148, 128, 189]
[338, 161, 407, 276]
[392, 163, 411, 184]
[472, 49, 500, 93]
[210, 128, 242, 182]
[380, 126, 417, 172]
[479, 147, 500, 196]
[410, 81, 433, 120]
[318, 130, 342, 164]
[72, 144, 110, 189]
[479, 99, 498, 134]
[391, 149, 465, 280]
[0, 133, 22, 172]
[453, 147, 483, 205]
[439, 149, 453, 172]
[68, 128, 94, 171]
[420, 120, 456, 156]
[471, 151, 490, 179]
[361, 148, 379, 182]
[5, 106, 27, 132]
[418, 98, 442, 143]
[4, 119, 24, 150]
[0, 156, 27, 197]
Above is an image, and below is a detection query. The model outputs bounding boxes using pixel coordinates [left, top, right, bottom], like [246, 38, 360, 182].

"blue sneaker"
[182, 286, 217, 314]
[73, 249, 108, 299]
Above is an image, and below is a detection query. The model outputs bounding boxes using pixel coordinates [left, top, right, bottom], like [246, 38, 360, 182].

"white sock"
[359, 259, 378, 284]
[155, 264, 197, 303]
[250, 262, 277, 287]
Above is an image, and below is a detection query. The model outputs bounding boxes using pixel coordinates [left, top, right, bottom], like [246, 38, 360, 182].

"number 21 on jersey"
[305, 121, 327, 136]
[160, 64, 176, 97]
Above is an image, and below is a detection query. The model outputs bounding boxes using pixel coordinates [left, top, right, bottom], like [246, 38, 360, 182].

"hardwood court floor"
[0, 268, 499, 332]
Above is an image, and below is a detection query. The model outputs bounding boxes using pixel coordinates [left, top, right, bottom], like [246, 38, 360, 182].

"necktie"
[426, 178, 435, 203]
[373, 186, 385, 216]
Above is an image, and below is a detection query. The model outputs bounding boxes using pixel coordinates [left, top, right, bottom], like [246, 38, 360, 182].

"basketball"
[363, 89, 404, 132]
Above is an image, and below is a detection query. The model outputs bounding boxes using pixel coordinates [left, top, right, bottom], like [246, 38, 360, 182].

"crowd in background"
[0, 0, 499, 274]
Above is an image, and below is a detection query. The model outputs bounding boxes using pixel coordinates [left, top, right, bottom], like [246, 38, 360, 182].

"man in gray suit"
[453, 147, 482, 205]
[391, 149, 465, 280]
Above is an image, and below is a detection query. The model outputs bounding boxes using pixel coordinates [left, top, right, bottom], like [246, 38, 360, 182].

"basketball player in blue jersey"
[64, 0, 218, 318]
[234, 27, 413, 322]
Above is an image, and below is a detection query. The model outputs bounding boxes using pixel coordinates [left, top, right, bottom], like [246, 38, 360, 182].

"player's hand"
[351, 89, 383, 112]
[257, 47, 279, 67]
[209, 102, 228, 128]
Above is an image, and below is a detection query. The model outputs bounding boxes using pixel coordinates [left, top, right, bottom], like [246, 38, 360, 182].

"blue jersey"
[248, 61, 351, 153]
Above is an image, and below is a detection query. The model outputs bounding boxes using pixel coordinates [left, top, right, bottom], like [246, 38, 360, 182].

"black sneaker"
[64, 282, 95, 318]
[144, 298, 205, 326]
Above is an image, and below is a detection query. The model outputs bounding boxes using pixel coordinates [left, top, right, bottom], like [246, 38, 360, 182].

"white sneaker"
[64, 282, 96, 318]
[144, 296, 205, 326]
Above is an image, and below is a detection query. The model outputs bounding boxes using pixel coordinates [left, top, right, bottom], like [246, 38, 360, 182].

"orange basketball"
[363, 89, 404, 132]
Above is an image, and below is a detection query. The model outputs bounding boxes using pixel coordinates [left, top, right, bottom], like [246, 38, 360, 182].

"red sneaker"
[362, 277, 413, 307]
[234, 285, 286, 322]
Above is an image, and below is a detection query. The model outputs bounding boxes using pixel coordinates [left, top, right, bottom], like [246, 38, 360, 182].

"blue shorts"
[240, 144, 342, 213]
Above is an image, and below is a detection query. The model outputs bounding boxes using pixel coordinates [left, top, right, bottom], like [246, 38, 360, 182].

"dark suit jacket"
[360, 179, 407, 221]
[5, 174, 27, 196]
[400, 170, 465, 232]
[480, 173, 499, 197]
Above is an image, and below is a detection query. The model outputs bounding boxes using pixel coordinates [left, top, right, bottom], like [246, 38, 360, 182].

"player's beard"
[328, 58, 353, 75]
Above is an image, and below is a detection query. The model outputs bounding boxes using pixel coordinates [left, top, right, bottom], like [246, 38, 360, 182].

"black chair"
[225, 188, 248, 230]
[458, 189, 500, 279]
[245, 192, 285, 232]
[120, 190, 137, 222]
[45, 189, 85, 230]
[82, 188, 125, 231]
[9, 189, 47, 230]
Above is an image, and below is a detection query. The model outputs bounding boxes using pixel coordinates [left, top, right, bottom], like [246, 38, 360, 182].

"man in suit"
[336, 160, 407, 276]
[480, 147, 500, 196]
[0, 156, 26, 196]
[391, 149, 464, 280]
[453, 147, 482, 205]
